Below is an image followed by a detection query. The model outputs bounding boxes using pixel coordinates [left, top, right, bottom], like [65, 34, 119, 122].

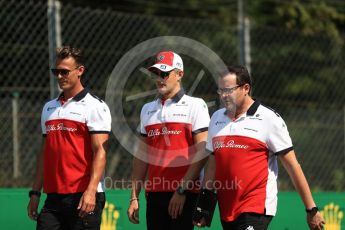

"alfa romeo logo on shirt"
[105, 36, 227, 166]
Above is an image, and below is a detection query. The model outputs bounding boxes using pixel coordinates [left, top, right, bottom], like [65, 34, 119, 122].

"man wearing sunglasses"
[193, 65, 325, 230]
[127, 51, 210, 229]
[27, 46, 111, 230]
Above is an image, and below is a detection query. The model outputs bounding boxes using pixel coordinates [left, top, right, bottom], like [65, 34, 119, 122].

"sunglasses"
[151, 70, 173, 79]
[51, 67, 78, 77]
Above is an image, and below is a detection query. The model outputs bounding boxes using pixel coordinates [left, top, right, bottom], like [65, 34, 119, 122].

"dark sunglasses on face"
[151, 70, 172, 79]
[51, 67, 78, 77]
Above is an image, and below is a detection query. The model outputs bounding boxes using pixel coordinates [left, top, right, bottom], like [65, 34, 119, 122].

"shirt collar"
[246, 99, 260, 116]
[158, 88, 185, 104]
[57, 88, 89, 102]
[223, 99, 260, 117]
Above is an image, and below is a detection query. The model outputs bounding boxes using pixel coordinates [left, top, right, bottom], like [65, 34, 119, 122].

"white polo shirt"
[139, 90, 210, 192]
[206, 100, 293, 221]
[41, 89, 111, 194]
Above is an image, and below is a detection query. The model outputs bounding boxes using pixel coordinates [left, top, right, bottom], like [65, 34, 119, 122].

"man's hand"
[168, 192, 186, 219]
[307, 211, 325, 230]
[127, 199, 140, 224]
[78, 190, 96, 218]
[27, 196, 40, 220]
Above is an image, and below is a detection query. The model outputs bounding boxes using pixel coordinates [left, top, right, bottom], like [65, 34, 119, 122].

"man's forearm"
[131, 157, 148, 198]
[181, 157, 208, 188]
[87, 149, 106, 192]
[285, 161, 316, 208]
[181, 131, 208, 188]
[88, 133, 109, 193]
[280, 151, 316, 209]
[32, 140, 45, 191]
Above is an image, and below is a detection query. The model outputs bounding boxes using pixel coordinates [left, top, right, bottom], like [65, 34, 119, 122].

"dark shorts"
[221, 212, 273, 230]
[37, 192, 105, 230]
[146, 192, 198, 230]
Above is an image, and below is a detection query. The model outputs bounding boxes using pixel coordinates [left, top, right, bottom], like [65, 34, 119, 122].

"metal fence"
[0, 0, 344, 191]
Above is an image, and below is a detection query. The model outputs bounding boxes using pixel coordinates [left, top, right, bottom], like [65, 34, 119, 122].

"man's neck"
[161, 86, 181, 100]
[63, 85, 84, 100]
[229, 97, 255, 120]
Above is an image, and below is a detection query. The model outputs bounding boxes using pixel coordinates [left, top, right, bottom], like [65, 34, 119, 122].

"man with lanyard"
[194, 65, 325, 230]
[27, 46, 111, 230]
[127, 51, 210, 229]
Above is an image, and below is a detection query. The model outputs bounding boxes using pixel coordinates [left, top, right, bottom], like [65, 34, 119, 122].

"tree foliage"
[250, 0, 345, 42]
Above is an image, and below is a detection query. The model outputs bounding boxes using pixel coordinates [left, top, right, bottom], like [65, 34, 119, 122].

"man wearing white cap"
[127, 51, 210, 229]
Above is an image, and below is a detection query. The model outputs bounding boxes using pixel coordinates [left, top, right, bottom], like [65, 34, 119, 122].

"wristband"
[29, 190, 41, 198]
[130, 198, 139, 202]
[176, 186, 186, 195]
[306, 207, 319, 214]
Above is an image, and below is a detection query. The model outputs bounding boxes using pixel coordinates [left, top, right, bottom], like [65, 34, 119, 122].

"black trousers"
[146, 192, 198, 230]
[221, 212, 273, 230]
[37, 192, 105, 230]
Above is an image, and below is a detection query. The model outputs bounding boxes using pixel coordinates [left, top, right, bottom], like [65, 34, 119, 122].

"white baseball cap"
[148, 51, 184, 72]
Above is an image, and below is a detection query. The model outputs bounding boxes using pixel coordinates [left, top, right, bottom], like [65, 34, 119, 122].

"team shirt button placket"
[229, 122, 236, 133]
[161, 101, 167, 121]
[57, 107, 63, 118]
[59, 100, 67, 118]
[59, 104, 67, 118]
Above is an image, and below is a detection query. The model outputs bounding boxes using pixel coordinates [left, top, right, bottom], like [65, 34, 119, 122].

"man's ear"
[244, 83, 251, 94]
[177, 70, 184, 81]
[77, 65, 85, 77]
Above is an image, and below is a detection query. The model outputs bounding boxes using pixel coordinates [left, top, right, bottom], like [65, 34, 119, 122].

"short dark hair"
[56, 46, 84, 66]
[221, 65, 252, 94]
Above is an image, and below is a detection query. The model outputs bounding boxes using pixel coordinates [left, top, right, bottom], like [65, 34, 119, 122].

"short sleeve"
[267, 114, 293, 155]
[138, 104, 147, 136]
[205, 112, 217, 152]
[41, 104, 47, 135]
[206, 132, 213, 152]
[87, 102, 111, 133]
[192, 98, 210, 134]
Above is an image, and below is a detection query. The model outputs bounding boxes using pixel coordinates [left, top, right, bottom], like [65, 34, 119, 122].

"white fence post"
[12, 91, 20, 178]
